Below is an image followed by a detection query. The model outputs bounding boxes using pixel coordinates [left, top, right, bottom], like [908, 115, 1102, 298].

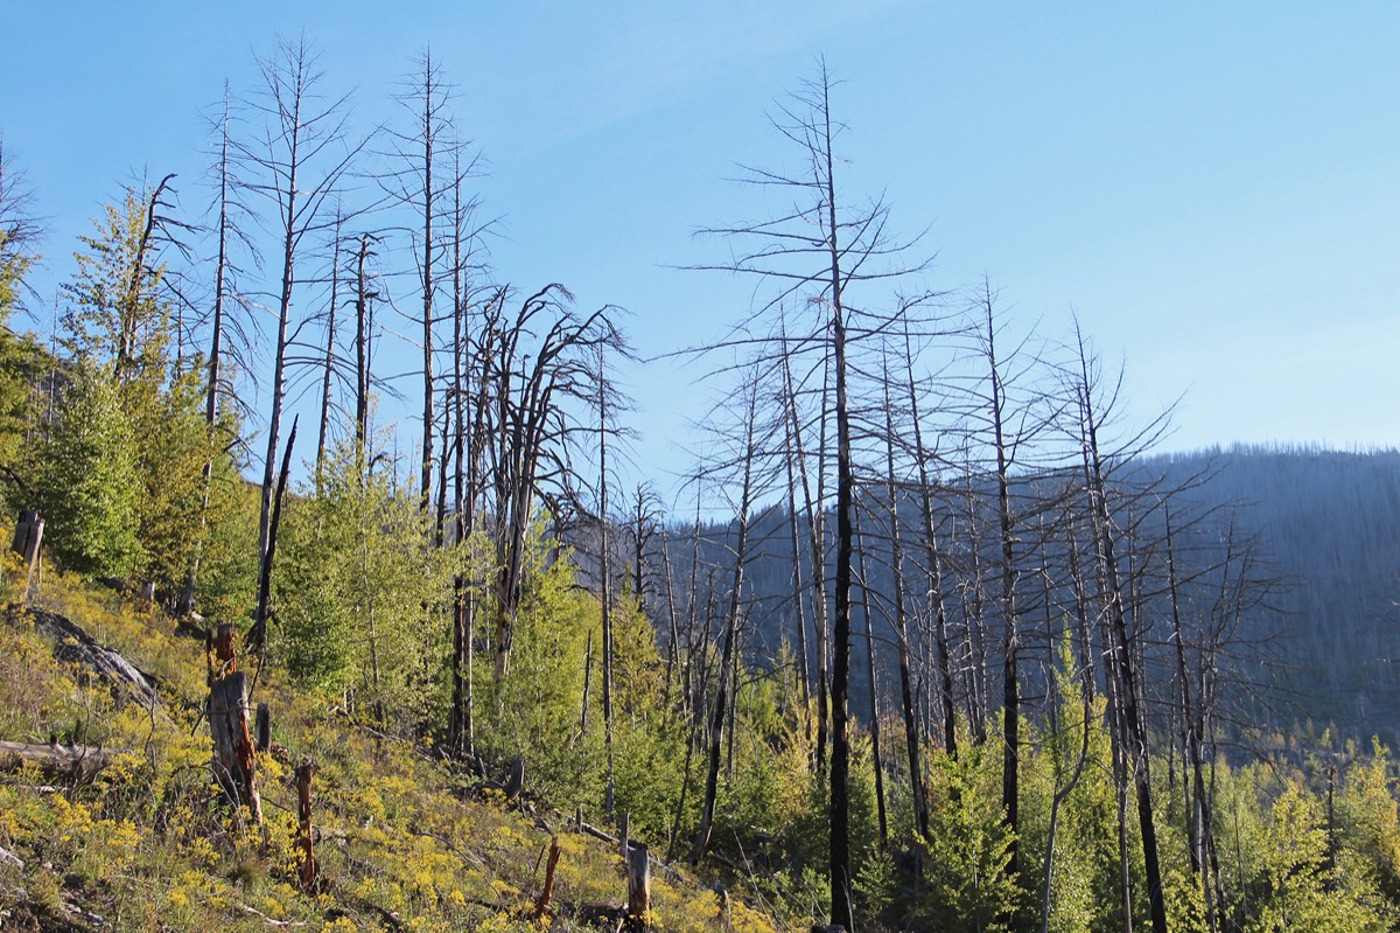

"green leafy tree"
[191, 446, 259, 625]
[921, 742, 1022, 933]
[1247, 779, 1386, 933]
[57, 182, 214, 598]
[132, 369, 215, 596]
[32, 371, 142, 578]
[478, 523, 601, 803]
[275, 439, 457, 724]
[0, 142, 48, 492]
[1336, 740, 1400, 907]
[59, 183, 175, 386]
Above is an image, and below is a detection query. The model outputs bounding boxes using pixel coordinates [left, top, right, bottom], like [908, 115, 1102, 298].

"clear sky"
[5, 2, 1399, 506]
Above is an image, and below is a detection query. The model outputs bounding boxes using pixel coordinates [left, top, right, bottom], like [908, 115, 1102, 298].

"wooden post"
[255, 703, 271, 753]
[208, 670, 261, 825]
[619, 811, 630, 861]
[534, 835, 561, 919]
[626, 842, 650, 931]
[11, 510, 43, 601]
[295, 759, 318, 889]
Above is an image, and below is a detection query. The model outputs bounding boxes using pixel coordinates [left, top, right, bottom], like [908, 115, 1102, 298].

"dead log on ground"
[0, 740, 110, 779]
[11, 604, 158, 708]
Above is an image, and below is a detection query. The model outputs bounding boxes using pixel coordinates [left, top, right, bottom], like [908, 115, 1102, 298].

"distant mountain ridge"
[1147, 444, 1400, 743]
[645, 443, 1400, 748]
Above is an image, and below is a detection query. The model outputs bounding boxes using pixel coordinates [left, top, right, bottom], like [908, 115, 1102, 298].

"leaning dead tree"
[475, 284, 627, 681]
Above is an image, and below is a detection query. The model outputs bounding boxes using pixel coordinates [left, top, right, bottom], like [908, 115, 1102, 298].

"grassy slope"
[0, 561, 785, 933]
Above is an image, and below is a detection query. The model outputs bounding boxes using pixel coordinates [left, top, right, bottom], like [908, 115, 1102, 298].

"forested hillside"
[670, 446, 1400, 749]
[1150, 446, 1400, 742]
[3, 37, 1400, 933]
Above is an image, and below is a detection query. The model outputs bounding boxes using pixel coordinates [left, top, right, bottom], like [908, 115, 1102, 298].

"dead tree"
[854, 499, 888, 845]
[691, 372, 762, 865]
[1063, 324, 1169, 933]
[382, 50, 477, 517]
[684, 60, 933, 929]
[879, 355, 929, 838]
[180, 85, 259, 616]
[479, 286, 626, 680]
[314, 209, 346, 477]
[900, 320, 959, 765]
[598, 344, 616, 818]
[238, 37, 365, 568]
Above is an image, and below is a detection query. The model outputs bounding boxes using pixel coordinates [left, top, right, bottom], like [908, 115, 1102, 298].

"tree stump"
[715, 885, 732, 932]
[208, 671, 261, 824]
[626, 842, 650, 931]
[10, 510, 42, 600]
[504, 757, 524, 802]
[619, 811, 630, 861]
[295, 759, 318, 889]
[208, 622, 237, 685]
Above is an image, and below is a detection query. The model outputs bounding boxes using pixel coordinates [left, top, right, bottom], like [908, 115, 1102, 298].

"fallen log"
[11, 604, 158, 708]
[0, 740, 110, 779]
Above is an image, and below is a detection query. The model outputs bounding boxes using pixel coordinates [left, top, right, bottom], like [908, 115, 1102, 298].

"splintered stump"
[295, 760, 318, 889]
[208, 671, 261, 824]
[208, 623, 238, 685]
[534, 835, 562, 919]
[626, 843, 650, 931]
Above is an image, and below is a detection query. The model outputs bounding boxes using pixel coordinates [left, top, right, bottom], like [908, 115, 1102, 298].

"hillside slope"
[0, 564, 784, 933]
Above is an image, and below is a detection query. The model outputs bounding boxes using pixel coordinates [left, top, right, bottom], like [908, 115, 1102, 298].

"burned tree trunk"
[295, 760, 318, 888]
[208, 669, 262, 824]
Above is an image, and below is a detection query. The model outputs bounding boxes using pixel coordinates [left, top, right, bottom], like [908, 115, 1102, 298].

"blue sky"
[5, 3, 1400, 504]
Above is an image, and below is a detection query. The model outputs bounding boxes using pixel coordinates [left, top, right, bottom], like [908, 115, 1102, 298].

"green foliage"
[193, 447, 260, 624]
[920, 741, 1021, 933]
[0, 254, 46, 487]
[274, 439, 457, 724]
[1244, 778, 1387, 933]
[1336, 739, 1400, 904]
[130, 367, 215, 595]
[59, 185, 172, 385]
[478, 525, 601, 804]
[32, 370, 142, 578]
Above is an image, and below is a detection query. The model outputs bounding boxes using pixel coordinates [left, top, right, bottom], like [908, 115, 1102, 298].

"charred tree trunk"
[855, 505, 887, 846]
[690, 378, 758, 865]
